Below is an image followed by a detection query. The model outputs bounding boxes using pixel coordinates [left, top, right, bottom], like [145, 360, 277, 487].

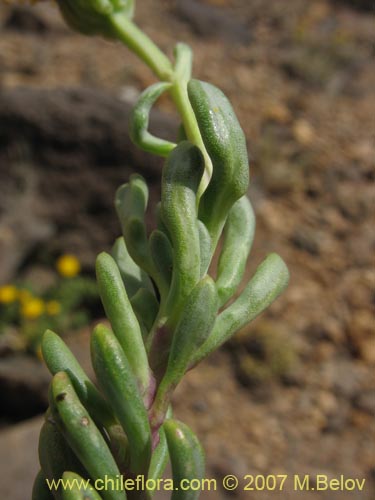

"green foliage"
[33, 3, 290, 499]
[164, 420, 205, 500]
[61, 472, 103, 500]
[91, 324, 152, 475]
[129, 82, 175, 156]
[187, 79, 250, 247]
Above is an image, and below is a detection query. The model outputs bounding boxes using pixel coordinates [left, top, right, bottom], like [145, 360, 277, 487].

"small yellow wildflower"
[56, 254, 81, 278]
[21, 298, 45, 320]
[0, 285, 18, 304]
[46, 300, 62, 316]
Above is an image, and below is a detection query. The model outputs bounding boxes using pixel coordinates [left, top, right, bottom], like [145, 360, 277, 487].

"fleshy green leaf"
[32, 469, 56, 500]
[115, 175, 153, 276]
[147, 426, 169, 496]
[188, 79, 249, 247]
[129, 82, 175, 156]
[111, 236, 154, 299]
[91, 324, 152, 475]
[197, 220, 211, 278]
[61, 472, 103, 500]
[216, 195, 255, 306]
[164, 419, 205, 500]
[42, 330, 114, 429]
[130, 288, 159, 334]
[96, 252, 150, 394]
[149, 229, 173, 298]
[160, 141, 204, 321]
[49, 372, 124, 500]
[194, 253, 289, 365]
[151, 277, 218, 427]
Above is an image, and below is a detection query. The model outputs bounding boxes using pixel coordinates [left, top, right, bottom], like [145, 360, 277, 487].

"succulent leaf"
[151, 277, 218, 426]
[111, 236, 154, 299]
[32, 470, 54, 500]
[130, 287, 159, 334]
[194, 253, 290, 365]
[49, 372, 124, 500]
[187, 79, 250, 247]
[216, 195, 256, 306]
[61, 472, 103, 499]
[164, 419, 205, 500]
[91, 324, 152, 475]
[130, 82, 175, 156]
[42, 330, 114, 429]
[96, 252, 150, 394]
[161, 141, 205, 320]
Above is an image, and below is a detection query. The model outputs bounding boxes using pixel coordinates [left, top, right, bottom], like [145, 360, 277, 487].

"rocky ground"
[0, 1, 374, 499]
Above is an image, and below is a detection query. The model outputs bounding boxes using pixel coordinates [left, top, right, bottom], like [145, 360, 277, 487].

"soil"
[0, 1, 374, 499]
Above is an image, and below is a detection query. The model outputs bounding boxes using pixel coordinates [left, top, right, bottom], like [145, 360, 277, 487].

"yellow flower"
[56, 254, 81, 278]
[21, 298, 45, 320]
[0, 285, 18, 304]
[46, 300, 61, 316]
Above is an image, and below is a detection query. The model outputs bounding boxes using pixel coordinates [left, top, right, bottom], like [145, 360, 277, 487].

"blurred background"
[0, 1, 374, 499]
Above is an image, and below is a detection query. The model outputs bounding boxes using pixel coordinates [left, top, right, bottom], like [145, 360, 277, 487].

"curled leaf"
[188, 79, 249, 247]
[129, 82, 175, 157]
[161, 141, 204, 320]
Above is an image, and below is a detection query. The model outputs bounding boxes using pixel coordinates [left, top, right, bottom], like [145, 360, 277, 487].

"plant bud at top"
[57, 0, 134, 39]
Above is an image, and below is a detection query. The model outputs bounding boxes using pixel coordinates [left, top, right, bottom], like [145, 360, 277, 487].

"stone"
[0, 164, 54, 284]
[0, 86, 177, 172]
[0, 355, 49, 421]
[0, 87, 179, 272]
[0, 328, 94, 422]
[0, 416, 43, 500]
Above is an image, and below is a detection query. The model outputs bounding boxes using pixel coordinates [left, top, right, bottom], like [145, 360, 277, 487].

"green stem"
[110, 13, 173, 81]
[109, 13, 212, 196]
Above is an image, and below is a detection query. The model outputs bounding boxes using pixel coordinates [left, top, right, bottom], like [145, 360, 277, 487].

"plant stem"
[110, 13, 173, 81]
[109, 13, 212, 195]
